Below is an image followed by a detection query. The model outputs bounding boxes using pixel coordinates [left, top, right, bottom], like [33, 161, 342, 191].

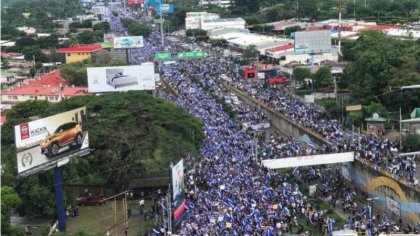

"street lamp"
[366, 197, 379, 233]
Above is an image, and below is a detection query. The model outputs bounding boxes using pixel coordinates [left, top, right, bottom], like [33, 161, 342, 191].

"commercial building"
[58, 44, 102, 64]
[185, 12, 220, 29]
[208, 28, 250, 40]
[199, 0, 233, 8]
[1, 70, 87, 103]
[200, 18, 246, 31]
[227, 34, 291, 51]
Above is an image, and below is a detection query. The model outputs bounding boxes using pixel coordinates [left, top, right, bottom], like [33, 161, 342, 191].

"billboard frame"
[113, 36, 144, 49]
[294, 30, 332, 54]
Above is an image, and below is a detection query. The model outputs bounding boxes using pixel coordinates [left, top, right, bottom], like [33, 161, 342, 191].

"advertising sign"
[177, 51, 205, 59]
[172, 159, 185, 224]
[262, 152, 354, 169]
[145, 0, 161, 6]
[154, 52, 172, 60]
[294, 30, 331, 54]
[155, 4, 174, 14]
[386, 197, 401, 216]
[87, 64, 155, 93]
[113, 36, 144, 49]
[128, 0, 144, 4]
[14, 107, 89, 175]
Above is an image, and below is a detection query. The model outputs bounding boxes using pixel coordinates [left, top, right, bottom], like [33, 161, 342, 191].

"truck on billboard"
[87, 64, 156, 93]
[14, 107, 89, 175]
[113, 36, 144, 49]
[172, 159, 185, 224]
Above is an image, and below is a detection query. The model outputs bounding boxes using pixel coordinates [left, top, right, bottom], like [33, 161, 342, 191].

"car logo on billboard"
[20, 123, 30, 140]
[22, 153, 33, 167]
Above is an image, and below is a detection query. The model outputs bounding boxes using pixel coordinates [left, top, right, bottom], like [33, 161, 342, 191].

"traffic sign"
[155, 52, 172, 60]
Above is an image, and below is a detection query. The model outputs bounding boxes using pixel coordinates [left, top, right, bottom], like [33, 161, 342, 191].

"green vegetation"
[186, 29, 208, 41]
[121, 18, 151, 37]
[1, 0, 84, 37]
[60, 56, 125, 86]
[293, 67, 311, 82]
[342, 30, 420, 113]
[1, 92, 204, 225]
[404, 134, 420, 152]
[314, 66, 333, 89]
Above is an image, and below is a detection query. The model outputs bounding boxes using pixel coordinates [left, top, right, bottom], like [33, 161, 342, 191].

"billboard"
[87, 64, 155, 93]
[155, 4, 174, 14]
[171, 159, 185, 224]
[128, 0, 144, 4]
[262, 152, 354, 169]
[145, 0, 161, 6]
[14, 107, 89, 175]
[113, 36, 144, 49]
[294, 30, 331, 54]
[177, 51, 205, 59]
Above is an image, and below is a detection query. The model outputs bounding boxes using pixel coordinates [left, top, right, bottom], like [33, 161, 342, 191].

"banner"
[154, 52, 172, 60]
[113, 36, 144, 49]
[145, 0, 161, 6]
[15, 107, 89, 175]
[172, 159, 185, 223]
[155, 4, 174, 14]
[262, 152, 354, 169]
[87, 64, 155, 93]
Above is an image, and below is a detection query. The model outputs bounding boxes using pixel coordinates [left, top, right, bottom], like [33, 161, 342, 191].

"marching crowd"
[230, 80, 419, 187]
[105, 9, 420, 235]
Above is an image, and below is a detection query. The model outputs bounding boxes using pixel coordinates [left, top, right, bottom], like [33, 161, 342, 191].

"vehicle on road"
[77, 195, 105, 206]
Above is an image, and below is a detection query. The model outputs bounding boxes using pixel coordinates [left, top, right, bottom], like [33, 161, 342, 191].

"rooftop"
[266, 44, 295, 52]
[202, 18, 245, 23]
[2, 70, 88, 97]
[58, 44, 102, 53]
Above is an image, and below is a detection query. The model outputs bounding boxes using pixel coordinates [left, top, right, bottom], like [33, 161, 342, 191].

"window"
[55, 97, 59, 100]
[13, 96, 18, 100]
[30, 96, 34, 99]
[8, 96, 12, 99]
[67, 53, 71, 57]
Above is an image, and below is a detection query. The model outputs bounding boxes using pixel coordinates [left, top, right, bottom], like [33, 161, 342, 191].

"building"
[58, 44, 102, 63]
[208, 28, 250, 40]
[385, 28, 420, 40]
[227, 34, 290, 51]
[200, 18, 246, 31]
[1, 70, 87, 103]
[16, 27, 36, 35]
[199, 0, 233, 8]
[185, 12, 220, 30]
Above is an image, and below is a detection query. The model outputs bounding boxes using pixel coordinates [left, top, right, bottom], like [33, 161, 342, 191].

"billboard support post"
[125, 48, 130, 65]
[160, 5, 164, 46]
[54, 166, 66, 232]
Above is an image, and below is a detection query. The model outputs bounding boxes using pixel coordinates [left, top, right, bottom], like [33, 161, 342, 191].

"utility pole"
[338, 0, 342, 57]
[160, 3, 164, 46]
[296, 0, 299, 21]
[113, 198, 117, 236]
[354, 0, 356, 19]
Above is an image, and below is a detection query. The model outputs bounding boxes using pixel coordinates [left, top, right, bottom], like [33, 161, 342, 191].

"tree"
[284, 26, 301, 36]
[128, 24, 151, 37]
[93, 21, 110, 32]
[404, 134, 420, 152]
[293, 67, 311, 82]
[314, 66, 333, 88]
[15, 36, 36, 50]
[6, 100, 50, 120]
[22, 46, 45, 62]
[364, 102, 390, 119]
[1, 186, 22, 234]
[243, 45, 258, 64]
[37, 35, 59, 48]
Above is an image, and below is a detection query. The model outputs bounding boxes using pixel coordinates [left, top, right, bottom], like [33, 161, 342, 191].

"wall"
[2, 94, 67, 103]
[65, 52, 92, 64]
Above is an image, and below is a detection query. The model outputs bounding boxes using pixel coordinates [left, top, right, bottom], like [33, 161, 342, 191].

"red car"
[77, 195, 105, 206]
[268, 76, 288, 85]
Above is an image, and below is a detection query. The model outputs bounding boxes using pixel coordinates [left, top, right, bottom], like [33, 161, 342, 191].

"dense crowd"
[229, 79, 419, 187]
[105, 9, 419, 235]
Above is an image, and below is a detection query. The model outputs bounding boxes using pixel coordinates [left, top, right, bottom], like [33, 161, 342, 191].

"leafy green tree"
[314, 66, 333, 88]
[284, 26, 301, 36]
[15, 36, 36, 50]
[38, 35, 59, 48]
[93, 21, 110, 32]
[1, 186, 22, 234]
[364, 102, 390, 119]
[293, 67, 311, 82]
[128, 24, 151, 37]
[242, 44, 258, 65]
[404, 134, 420, 152]
[6, 100, 50, 120]
[348, 111, 364, 127]
[22, 46, 45, 62]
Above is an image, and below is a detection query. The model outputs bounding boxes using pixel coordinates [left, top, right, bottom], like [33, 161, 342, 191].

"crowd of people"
[229, 78, 419, 187]
[105, 8, 419, 235]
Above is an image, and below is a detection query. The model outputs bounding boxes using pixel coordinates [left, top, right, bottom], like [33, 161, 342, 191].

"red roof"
[58, 44, 102, 53]
[2, 70, 88, 97]
[360, 25, 401, 31]
[267, 44, 295, 53]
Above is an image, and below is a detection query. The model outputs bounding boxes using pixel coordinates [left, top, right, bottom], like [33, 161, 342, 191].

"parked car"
[77, 195, 105, 206]
[40, 122, 83, 157]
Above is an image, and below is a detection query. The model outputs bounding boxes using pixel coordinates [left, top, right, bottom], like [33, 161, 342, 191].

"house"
[1, 70, 87, 103]
[58, 44, 102, 63]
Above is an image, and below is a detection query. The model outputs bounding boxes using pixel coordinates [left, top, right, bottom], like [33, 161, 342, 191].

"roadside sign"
[154, 52, 172, 60]
[177, 51, 205, 59]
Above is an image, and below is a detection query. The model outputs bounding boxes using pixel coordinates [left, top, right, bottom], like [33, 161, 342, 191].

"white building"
[200, 18, 245, 31]
[185, 12, 220, 29]
[227, 34, 287, 50]
[91, 5, 109, 15]
[200, 0, 233, 8]
[385, 28, 420, 39]
[208, 28, 250, 40]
